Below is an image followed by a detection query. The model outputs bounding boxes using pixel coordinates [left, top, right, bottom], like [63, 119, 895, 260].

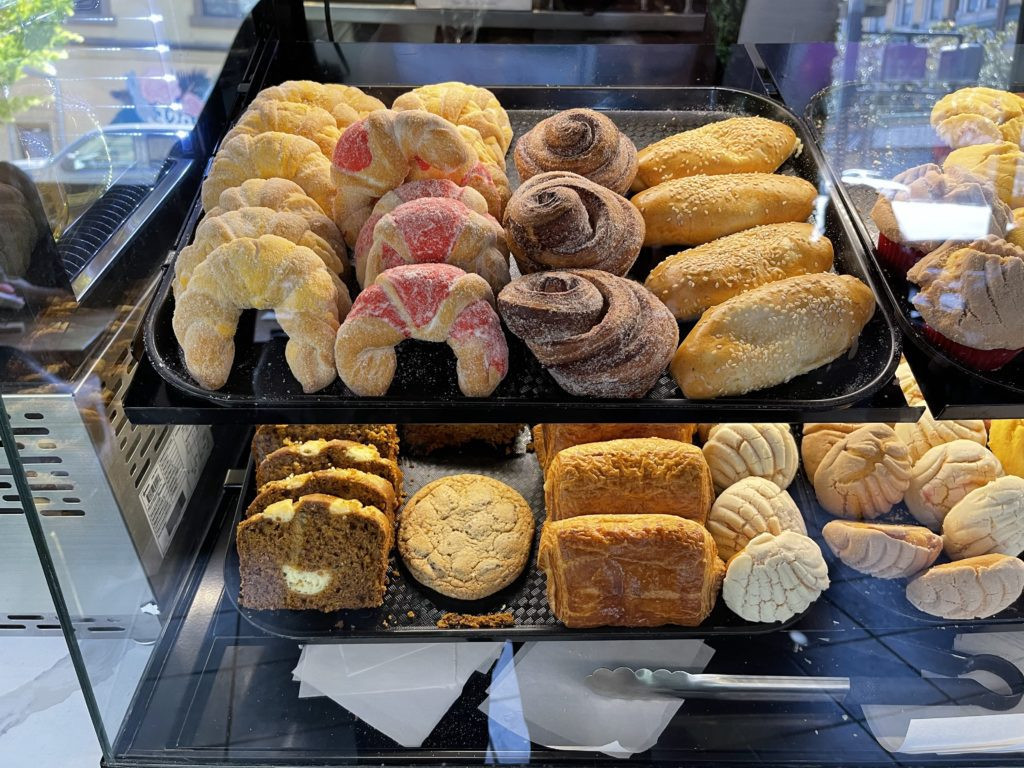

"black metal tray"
[805, 83, 1024, 420]
[128, 86, 912, 425]
[223, 446, 808, 642]
[790, 428, 1024, 628]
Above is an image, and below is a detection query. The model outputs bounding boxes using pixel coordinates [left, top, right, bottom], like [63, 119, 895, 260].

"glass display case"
[3, 1, 1024, 766]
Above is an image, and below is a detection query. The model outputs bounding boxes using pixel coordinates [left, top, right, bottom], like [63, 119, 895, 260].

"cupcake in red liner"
[908, 236, 1024, 372]
[870, 163, 1012, 277]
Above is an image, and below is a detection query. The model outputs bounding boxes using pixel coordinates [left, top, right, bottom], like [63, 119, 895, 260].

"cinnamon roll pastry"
[503, 172, 643, 276]
[514, 109, 638, 195]
[497, 269, 678, 398]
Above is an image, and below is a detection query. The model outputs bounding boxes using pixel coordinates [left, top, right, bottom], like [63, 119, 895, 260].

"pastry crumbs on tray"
[437, 612, 515, 629]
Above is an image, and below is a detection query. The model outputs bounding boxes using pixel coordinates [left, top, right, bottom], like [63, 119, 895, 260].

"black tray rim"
[802, 81, 1024, 408]
[139, 84, 904, 417]
[224, 451, 809, 643]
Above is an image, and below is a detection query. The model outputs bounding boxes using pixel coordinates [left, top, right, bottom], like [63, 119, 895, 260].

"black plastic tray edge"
[135, 85, 906, 420]
[222, 453, 807, 643]
[800, 82, 1024, 419]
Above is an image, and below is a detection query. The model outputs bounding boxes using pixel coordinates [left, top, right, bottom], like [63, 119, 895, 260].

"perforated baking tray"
[223, 447, 809, 641]
[805, 83, 1024, 419]
[130, 87, 910, 425]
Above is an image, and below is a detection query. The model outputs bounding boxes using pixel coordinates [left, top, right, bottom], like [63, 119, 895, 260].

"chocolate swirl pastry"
[502, 171, 644, 276]
[514, 109, 638, 195]
[498, 269, 678, 398]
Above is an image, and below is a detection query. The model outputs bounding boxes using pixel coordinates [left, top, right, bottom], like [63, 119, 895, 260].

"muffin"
[907, 235, 1024, 370]
[870, 164, 1011, 274]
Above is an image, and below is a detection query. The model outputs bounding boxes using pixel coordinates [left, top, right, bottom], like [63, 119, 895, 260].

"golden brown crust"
[544, 437, 713, 525]
[250, 424, 399, 465]
[632, 173, 817, 247]
[502, 171, 644, 276]
[247, 468, 398, 524]
[633, 117, 798, 191]
[645, 223, 833, 321]
[256, 438, 402, 494]
[202, 132, 335, 216]
[172, 235, 348, 393]
[224, 99, 342, 156]
[671, 273, 876, 399]
[931, 87, 1024, 148]
[532, 423, 696, 473]
[514, 109, 638, 195]
[538, 514, 724, 628]
[398, 474, 534, 600]
[253, 81, 385, 128]
[399, 424, 524, 455]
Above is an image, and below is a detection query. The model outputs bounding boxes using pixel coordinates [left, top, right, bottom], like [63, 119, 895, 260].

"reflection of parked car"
[14, 124, 191, 226]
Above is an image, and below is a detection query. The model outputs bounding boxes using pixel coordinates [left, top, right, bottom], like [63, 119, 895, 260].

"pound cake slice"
[256, 439, 402, 494]
[237, 494, 391, 611]
[246, 468, 398, 524]
[251, 424, 399, 465]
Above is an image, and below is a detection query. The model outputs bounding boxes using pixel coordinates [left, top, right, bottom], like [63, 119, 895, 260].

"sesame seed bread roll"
[632, 116, 800, 191]
[671, 273, 876, 399]
[631, 173, 818, 246]
[644, 223, 834, 321]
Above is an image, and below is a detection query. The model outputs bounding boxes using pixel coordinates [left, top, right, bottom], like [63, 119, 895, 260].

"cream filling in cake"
[282, 565, 332, 594]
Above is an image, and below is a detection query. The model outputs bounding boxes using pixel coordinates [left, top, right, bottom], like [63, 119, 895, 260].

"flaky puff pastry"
[813, 424, 912, 520]
[393, 82, 512, 165]
[822, 520, 941, 579]
[906, 554, 1024, 619]
[532, 423, 696, 474]
[538, 514, 725, 628]
[671, 273, 875, 400]
[331, 110, 477, 245]
[173, 207, 347, 297]
[722, 530, 829, 623]
[632, 116, 799, 192]
[943, 475, 1024, 560]
[708, 477, 805, 561]
[905, 439, 1004, 530]
[202, 132, 334, 218]
[703, 423, 798, 493]
[931, 87, 1024, 149]
[223, 100, 341, 157]
[894, 408, 987, 464]
[172, 235, 350, 393]
[252, 81, 385, 129]
[543, 437, 713, 525]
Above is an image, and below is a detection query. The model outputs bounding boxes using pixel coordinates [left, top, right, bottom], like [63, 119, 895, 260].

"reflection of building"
[865, 0, 1020, 32]
[2, 0, 246, 162]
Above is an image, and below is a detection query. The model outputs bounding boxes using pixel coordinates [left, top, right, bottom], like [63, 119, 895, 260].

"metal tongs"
[587, 668, 849, 702]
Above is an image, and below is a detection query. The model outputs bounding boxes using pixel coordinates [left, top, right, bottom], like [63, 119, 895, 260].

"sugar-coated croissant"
[335, 263, 508, 397]
[173, 234, 350, 393]
[252, 80, 385, 129]
[330, 110, 477, 245]
[173, 206, 347, 297]
[202, 132, 334, 218]
[359, 197, 509, 293]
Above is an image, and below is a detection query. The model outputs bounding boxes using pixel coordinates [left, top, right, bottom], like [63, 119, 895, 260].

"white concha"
[942, 475, 1024, 560]
[812, 424, 913, 520]
[893, 409, 987, 463]
[906, 554, 1024, 620]
[904, 440, 1004, 530]
[800, 423, 863, 485]
[722, 530, 829, 623]
[821, 520, 942, 579]
[702, 423, 798, 493]
[707, 477, 806, 560]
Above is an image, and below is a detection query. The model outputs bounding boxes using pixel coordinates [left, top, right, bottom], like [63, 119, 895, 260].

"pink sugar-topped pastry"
[358, 196, 510, 293]
[353, 180, 489, 270]
[335, 263, 509, 397]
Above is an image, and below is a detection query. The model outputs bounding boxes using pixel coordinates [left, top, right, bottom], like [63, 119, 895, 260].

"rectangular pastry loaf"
[538, 514, 725, 628]
[544, 437, 713, 524]
[533, 423, 696, 473]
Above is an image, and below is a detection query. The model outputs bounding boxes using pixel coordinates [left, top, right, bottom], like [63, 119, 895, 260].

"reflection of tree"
[110, 68, 212, 124]
[0, 0, 83, 122]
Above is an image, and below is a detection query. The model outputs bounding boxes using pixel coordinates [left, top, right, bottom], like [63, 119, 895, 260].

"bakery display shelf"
[126, 86, 916, 426]
[790, 456, 1024, 629]
[223, 449, 810, 641]
[804, 83, 1024, 420]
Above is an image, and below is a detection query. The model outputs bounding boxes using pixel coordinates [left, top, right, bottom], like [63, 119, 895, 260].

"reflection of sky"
[889, 200, 995, 242]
